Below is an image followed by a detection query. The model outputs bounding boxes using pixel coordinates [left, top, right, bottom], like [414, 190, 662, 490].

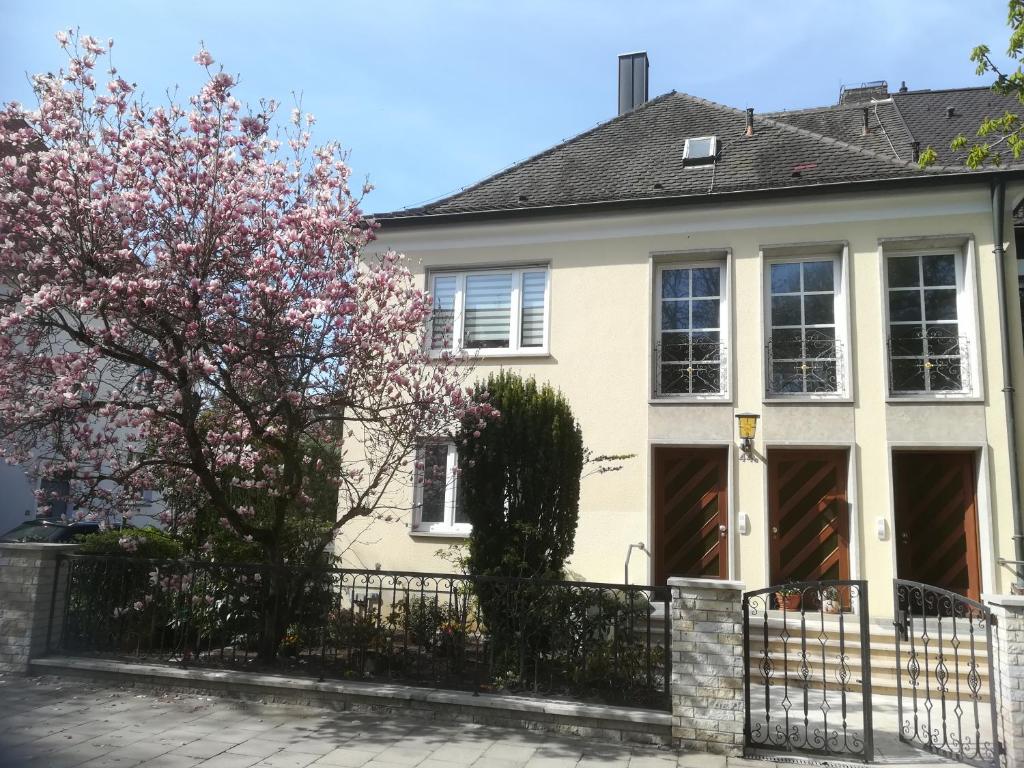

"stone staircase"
[745, 614, 993, 702]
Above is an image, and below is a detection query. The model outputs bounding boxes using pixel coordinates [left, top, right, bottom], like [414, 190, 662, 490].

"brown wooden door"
[893, 451, 981, 601]
[653, 447, 729, 583]
[768, 449, 850, 584]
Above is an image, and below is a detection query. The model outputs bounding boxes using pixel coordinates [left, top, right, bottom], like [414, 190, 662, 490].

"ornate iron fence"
[654, 339, 727, 397]
[893, 580, 1000, 768]
[887, 330, 969, 394]
[742, 580, 873, 763]
[49, 554, 671, 710]
[765, 332, 843, 395]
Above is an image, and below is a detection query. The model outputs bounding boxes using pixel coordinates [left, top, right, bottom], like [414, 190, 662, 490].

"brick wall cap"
[0, 543, 83, 553]
[667, 577, 744, 592]
[983, 593, 1024, 609]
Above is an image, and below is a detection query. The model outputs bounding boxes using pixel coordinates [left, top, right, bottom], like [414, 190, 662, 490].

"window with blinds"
[464, 273, 512, 348]
[428, 267, 548, 354]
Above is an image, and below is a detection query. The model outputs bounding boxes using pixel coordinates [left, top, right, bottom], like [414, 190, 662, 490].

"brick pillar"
[987, 594, 1024, 768]
[0, 543, 79, 673]
[668, 576, 745, 756]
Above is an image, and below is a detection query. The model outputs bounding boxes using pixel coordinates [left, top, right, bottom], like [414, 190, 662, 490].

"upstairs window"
[765, 258, 844, 396]
[654, 262, 727, 398]
[429, 267, 549, 355]
[886, 252, 971, 395]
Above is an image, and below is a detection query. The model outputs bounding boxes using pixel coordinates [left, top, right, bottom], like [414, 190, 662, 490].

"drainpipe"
[991, 178, 1024, 587]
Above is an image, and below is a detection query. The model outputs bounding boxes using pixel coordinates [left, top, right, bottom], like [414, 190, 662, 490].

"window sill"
[764, 395, 853, 405]
[429, 349, 552, 361]
[649, 395, 732, 405]
[409, 528, 471, 539]
[886, 394, 982, 404]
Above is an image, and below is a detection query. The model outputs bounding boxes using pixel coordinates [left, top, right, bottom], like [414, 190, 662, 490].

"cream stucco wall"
[339, 183, 1024, 616]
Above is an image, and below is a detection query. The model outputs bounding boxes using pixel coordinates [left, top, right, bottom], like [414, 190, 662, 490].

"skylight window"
[683, 136, 718, 164]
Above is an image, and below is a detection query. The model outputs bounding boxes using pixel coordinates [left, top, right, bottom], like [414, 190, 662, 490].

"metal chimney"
[618, 52, 649, 115]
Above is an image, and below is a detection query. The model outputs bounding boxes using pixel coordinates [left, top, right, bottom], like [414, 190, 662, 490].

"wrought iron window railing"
[654, 339, 727, 397]
[887, 329, 970, 395]
[765, 332, 843, 395]
[48, 555, 671, 711]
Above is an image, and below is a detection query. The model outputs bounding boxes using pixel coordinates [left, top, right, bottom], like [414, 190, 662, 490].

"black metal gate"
[743, 580, 874, 762]
[893, 580, 1000, 768]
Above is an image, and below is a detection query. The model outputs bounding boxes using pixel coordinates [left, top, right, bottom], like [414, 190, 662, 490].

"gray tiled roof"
[376, 88, 1015, 222]
[893, 87, 1024, 166]
[765, 101, 914, 161]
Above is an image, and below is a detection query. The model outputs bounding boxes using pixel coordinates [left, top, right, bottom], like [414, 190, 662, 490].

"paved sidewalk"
[0, 675, 957, 768]
[0, 676, 722, 768]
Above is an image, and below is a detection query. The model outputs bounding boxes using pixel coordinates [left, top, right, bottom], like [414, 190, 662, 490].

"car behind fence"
[49, 554, 671, 710]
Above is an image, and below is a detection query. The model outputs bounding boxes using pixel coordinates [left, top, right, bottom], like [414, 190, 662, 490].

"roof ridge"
[896, 85, 996, 96]
[673, 92, 952, 173]
[765, 101, 892, 117]
[378, 91, 679, 217]
[888, 94, 917, 149]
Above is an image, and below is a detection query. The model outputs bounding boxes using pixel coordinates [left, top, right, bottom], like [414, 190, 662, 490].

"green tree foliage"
[920, 0, 1024, 168]
[457, 372, 584, 580]
[76, 527, 183, 559]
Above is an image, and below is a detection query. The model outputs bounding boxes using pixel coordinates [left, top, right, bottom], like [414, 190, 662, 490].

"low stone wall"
[0, 543, 78, 673]
[31, 656, 672, 745]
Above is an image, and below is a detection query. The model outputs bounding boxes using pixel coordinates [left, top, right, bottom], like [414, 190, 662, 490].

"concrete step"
[745, 665, 993, 702]
[748, 638, 991, 673]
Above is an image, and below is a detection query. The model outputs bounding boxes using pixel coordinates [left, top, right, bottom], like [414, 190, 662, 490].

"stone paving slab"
[0, 674, 960, 768]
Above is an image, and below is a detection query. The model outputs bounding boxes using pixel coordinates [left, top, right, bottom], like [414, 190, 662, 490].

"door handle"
[771, 526, 779, 537]
[900, 531, 909, 543]
[719, 524, 727, 538]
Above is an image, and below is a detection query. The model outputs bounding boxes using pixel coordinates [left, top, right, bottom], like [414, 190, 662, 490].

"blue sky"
[0, 1, 1014, 214]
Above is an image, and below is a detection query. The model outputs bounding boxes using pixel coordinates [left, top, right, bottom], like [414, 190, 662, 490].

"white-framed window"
[428, 266, 549, 356]
[764, 255, 847, 397]
[683, 136, 718, 163]
[412, 442, 470, 535]
[885, 250, 974, 396]
[654, 261, 728, 398]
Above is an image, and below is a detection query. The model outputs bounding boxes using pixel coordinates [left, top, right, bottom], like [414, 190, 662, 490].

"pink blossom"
[0, 29, 487, 559]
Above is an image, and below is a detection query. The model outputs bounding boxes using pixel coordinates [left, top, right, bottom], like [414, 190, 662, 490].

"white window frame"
[427, 266, 550, 357]
[652, 259, 730, 401]
[411, 441, 470, 536]
[762, 252, 850, 400]
[683, 136, 718, 162]
[882, 246, 979, 399]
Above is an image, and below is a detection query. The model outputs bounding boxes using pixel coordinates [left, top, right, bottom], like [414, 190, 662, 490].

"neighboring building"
[345, 55, 1024, 615]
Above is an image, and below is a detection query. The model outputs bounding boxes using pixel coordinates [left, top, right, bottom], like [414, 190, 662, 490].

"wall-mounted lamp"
[736, 413, 759, 462]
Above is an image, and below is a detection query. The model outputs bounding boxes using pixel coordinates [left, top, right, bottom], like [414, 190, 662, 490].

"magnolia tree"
[0, 32, 492, 653]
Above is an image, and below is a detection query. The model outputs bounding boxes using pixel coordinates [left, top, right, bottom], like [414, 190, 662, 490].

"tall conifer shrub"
[458, 372, 584, 579]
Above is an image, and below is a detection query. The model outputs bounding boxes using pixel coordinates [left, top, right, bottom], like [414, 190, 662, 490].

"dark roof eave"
[373, 169, 1024, 230]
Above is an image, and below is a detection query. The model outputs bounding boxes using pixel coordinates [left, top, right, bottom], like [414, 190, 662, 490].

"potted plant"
[775, 586, 802, 611]
[819, 586, 842, 614]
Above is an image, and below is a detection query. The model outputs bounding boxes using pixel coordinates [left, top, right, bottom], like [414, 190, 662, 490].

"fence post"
[986, 594, 1024, 768]
[0, 543, 80, 673]
[668, 576, 746, 756]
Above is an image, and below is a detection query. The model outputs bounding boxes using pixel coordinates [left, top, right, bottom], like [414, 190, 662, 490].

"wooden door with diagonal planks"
[893, 450, 981, 601]
[653, 447, 729, 583]
[768, 449, 850, 584]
